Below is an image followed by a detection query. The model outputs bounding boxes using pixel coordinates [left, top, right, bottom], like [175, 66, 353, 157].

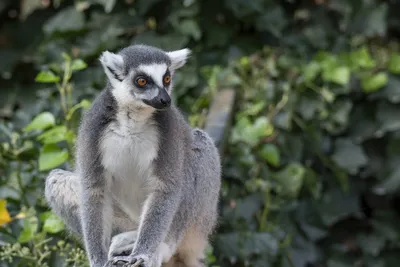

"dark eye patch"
[163, 69, 171, 78]
[163, 70, 171, 86]
[133, 73, 153, 88]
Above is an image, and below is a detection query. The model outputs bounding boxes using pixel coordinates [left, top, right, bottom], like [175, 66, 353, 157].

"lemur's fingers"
[130, 258, 144, 267]
[111, 255, 129, 265]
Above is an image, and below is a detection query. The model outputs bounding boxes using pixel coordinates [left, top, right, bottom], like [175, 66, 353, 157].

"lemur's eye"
[136, 78, 147, 87]
[163, 75, 171, 84]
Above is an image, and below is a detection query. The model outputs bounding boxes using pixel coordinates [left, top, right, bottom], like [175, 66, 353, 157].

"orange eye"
[136, 78, 147, 87]
[164, 75, 171, 84]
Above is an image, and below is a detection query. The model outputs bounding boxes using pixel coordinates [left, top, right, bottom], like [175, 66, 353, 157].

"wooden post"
[204, 88, 236, 156]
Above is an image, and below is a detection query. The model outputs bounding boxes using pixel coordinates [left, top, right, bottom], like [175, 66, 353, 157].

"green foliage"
[23, 113, 56, 132]
[1, 0, 400, 266]
[212, 45, 400, 266]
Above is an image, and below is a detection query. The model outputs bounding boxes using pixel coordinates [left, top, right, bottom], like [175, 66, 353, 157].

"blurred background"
[1, 0, 400, 266]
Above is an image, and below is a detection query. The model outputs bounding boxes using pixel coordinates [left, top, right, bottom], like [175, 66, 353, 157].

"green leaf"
[371, 211, 400, 242]
[35, 70, 60, 83]
[43, 213, 65, 234]
[259, 144, 280, 167]
[303, 61, 321, 82]
[297, 95, 322, 120]
[23, 112, 56, 132]
[71, 59, 88, 71]
[255, 6, 287, 38]
[331, 138, 368, 175]
[232, 195, 263, 223]
[303, 168, 322, 199]
[77, 0, 117, 13]
[39, 211, 52, 222]
[320, 87, 335, 103]
[272, 163, 305, 198]
[231, 117, 274, 147]
[375, 102, 400, 134]
[316, 188, 361, 226]
[178, 19, 202, 41]
[242, 102, 265, 116]
[66, 99, 92, 120]
[37, 125, 68, 144]
[373, 166, 400, 195]
[216, 232, 279, 259]
[322, 100, 352, 134]
[322, 66, 351, 86]
[38, 144, 69, 171]
[364, 3, 388, 37]
[20, 0, 45, 20]
[61, 52, 71, 61]
[18, 215, 38, 243]
[388, 53, 400, 74]
[80, 99, 92, 109]
[361, 72, 388, 93]
[43, 6, 85, 35]
[349, 47, 376, 70]
[135, 0, 164, 14]
[357, 233, 386, 256]
[368, 76, 400, 103]
[284, 238, 320, 267]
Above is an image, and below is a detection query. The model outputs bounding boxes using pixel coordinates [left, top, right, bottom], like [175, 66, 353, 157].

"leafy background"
[1, 0, 400, 266]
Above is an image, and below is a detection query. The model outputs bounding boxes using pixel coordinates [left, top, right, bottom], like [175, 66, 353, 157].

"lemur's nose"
[159, 89, 171, 107]
[160, 97, 170, 106]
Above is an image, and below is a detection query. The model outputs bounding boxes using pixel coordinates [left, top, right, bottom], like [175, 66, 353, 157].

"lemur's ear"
[99, 51, 125, 84]
[166, 48, 191, 71]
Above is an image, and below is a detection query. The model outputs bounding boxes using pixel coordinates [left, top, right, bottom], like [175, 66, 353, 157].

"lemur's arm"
[135, 184, 182, 252]
[80, 163, 113, 267]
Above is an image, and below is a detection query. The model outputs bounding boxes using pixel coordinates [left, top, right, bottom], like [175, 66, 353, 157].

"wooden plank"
[204, 88, 236, 155]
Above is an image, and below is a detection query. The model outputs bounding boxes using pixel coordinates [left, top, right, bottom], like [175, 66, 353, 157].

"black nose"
[158, 88, 171, 107]
[160, 97, 171, 107]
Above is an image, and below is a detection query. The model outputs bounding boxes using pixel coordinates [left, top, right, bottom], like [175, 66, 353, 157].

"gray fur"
[44, 44, 221, 267]
[119, 45, 171, 70]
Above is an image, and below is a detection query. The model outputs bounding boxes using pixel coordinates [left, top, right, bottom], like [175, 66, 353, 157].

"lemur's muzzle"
[143, 88, 171, 109]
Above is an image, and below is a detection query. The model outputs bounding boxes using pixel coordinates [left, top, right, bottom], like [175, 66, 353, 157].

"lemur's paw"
[108, 231, 137, 259]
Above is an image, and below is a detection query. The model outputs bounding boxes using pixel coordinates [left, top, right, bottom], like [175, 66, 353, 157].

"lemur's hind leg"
[164, 225, 208, 267]
[167, 128, 220, 267]
[45, 169, 176, 263]
[44, 169, 134, 240]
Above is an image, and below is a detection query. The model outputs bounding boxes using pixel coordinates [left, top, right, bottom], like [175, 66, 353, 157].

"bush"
[1, 0, 400, 266]
[213, 44, 400, 267]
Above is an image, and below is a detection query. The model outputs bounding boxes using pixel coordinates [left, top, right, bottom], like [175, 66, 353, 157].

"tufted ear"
[99, 51, 125, 85]
[166, 48, 191, 71]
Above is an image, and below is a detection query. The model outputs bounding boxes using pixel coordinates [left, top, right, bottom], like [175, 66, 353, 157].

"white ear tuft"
[99, 51, 125, 83]
[166, 48, 191, 71]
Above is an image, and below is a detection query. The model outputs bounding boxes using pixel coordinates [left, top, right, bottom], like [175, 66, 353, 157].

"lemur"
[44, 44, 221, 267]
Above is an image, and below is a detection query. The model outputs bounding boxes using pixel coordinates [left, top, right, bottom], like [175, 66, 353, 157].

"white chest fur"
[100, 110, 159, 221]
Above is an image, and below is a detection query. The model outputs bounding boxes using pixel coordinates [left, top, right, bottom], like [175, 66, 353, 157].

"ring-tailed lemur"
[44, 44, 221, 267]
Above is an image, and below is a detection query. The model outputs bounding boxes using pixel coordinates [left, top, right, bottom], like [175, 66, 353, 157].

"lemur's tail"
[44, 169, 83, 237]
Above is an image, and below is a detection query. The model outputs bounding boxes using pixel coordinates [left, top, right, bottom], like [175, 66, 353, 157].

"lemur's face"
[99, 45, 191, 110]
[126, 63, 172, 109]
